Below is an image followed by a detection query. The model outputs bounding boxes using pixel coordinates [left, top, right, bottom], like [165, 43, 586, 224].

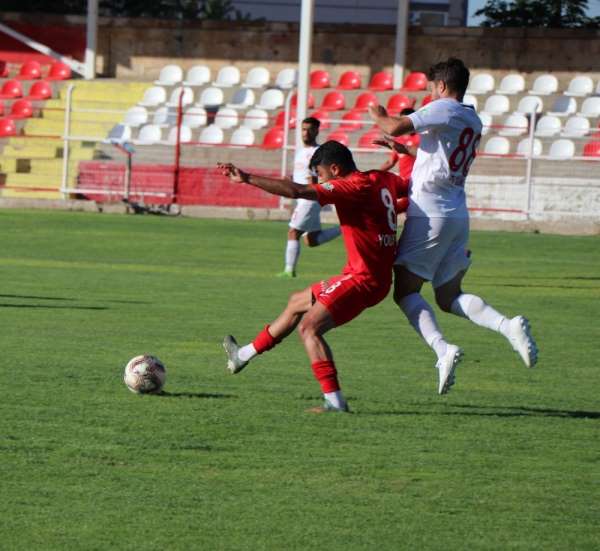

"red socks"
[252, 325, 281, 354]
[311, 360, 340, 393]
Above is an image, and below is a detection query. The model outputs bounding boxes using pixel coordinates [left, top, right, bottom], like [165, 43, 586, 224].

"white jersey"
[407, 98, 482, 218]
[293, 145, 318, 186]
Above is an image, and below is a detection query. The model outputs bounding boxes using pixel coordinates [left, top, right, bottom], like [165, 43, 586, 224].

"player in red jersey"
[218, 141, 400, 413]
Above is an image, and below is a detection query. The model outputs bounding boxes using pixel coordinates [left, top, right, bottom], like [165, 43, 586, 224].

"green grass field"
[1, 209, 599, 550]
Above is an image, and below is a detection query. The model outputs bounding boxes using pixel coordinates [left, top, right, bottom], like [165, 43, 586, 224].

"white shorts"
[395, 216, 471, 288]
[289, 199, 322, 233]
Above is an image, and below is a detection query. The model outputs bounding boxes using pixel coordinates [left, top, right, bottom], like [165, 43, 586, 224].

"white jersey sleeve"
[408, 100, 453, 133]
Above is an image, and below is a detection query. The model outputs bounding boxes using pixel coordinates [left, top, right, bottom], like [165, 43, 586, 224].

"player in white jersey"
[370, 58, 538, 394]
[277, 117, 341, 277]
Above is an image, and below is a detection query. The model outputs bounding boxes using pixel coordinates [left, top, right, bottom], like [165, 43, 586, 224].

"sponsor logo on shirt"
[321, 182, 335, 191]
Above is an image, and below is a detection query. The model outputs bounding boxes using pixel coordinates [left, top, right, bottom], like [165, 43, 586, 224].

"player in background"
[278, 117, 341, 278]
[218, 141, 400, 413]
[377, 107, 419, 181]
[369, 58, 538, 395]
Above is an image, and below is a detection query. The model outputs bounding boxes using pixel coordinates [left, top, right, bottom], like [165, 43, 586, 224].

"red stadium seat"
[309, 110, 331, 129]
[274, 109, 296, 129]
[358, 129, 381, 149]
[421, 94, 432, 107]
[336, 71, 362, 90]
[583, 141, 600, 157]
[401, 72, 428, 91]
[262, 127, 284, 149]
[0, 117, 17, 136]
[386, 94, 416, 114]
[26, 80, 53, 100]
[325, 131, 350, 146]
[320, 91, 346, 111]
[9, 99, 33, 119]
[0, 61, 8, 78]
[0, 79, 23, 99]
[291, 92, 315, 109]
[47, 61, 72, 81]
[0, 101, 3, 116]
[310, 70, 331, 89]
[368, 71, 393, 91]
[338, 109, 365, 132]
[16, 60, 42, 80]
[353, 92, 378, 111]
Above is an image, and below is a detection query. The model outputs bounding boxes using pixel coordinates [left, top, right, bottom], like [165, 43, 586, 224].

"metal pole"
[393, 0, 409, 89]
[280, 89, 295, 178]
[61, 83, 75, 199]
[525, 109, 537, 218]
[85, 0, 98, 80]
[173, 88, 184, 205]
[295, 0, 314, 150]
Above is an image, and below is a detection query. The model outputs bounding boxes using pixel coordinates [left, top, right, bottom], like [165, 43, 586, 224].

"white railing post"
[525, 108, 537, 218]
[61, 83, 75, 199]
[280, 88, 295, 178]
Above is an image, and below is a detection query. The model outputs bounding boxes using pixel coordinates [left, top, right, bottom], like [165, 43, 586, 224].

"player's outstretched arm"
[369, 105, 415, 137]
[218, 163, 317, 200]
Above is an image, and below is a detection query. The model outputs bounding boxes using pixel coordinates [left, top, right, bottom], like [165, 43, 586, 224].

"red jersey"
[312, 170, 400, 288]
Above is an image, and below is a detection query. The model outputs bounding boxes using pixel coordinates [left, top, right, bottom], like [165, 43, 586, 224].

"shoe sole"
[439, 349, 463, 395]
[512, 317, 538, 368]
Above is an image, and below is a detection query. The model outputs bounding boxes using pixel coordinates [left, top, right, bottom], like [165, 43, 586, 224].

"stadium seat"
[213, 66, 241, 88]
[310, 70, 331, 89]
[256, 89, 284, 110]
[154, 64, 183, 86]
[9, 99, 33, 119]
[528, 74, 558, 95]
[353, 92, 378, 111]
[466, 73, 495, 95]
[479, 112, 492, 135]
[463, 94, 478, 110]
[548, 139, 575, 159]
[387, 94, 416, 114]
[0, 79, 23, 99]
[291, 92, 315, 109]
[0, 101, 3, 116]
[183, 65, 211, 86]
[214, 107, 238, 129]
[153, 106, 177, 127]
[199, 124, 224, 144]
[137, 124, 163, 144]
[535, 115, 562, 137]
[516, 95, 543, 115]
[368, 71, 393, 91]
[123, 106, 148, 127]
[167, 125, 192, 144]
[274, 109, 296, 129]
[197, 87, 224, 107]
[262, 127, 284, 149]
[243, 108, 269, 130]
[564, 75, 594, 97]
[481, 94, 510, 116]
[16, 60, 42, 80]
[496, 73, 525, 95]
[516, 137, 543, 156]
[358, 129, 381, 149]
[401, 72, 427, 91]
[325, 131, 350, 146]
[47, 61, 71, 81]
[139, 86, 167, 107]
[25, 80, 52, 100]
[320, 91, 346, 111]
[548, 96, 577, 117]
[336, 71, 361, 90]
[578, 97, 600, 118]
[483, 136, 510, 155]
[275, 68, 297, 89]
[230, 126, 255, 146]
[583, 141, 600, 157]
[166, 86, 194, 107]
[421, 94, 432, 107]
[0, 117, 17, 136]
[107, 123, 132, 143]
[562, 116, 590, 138]
[226, 88, 255, 109]
[498, 113, 528, 137]
[243, 66, 270, 88]
[0, 61, 8, 78]
[182, 107, 207, 129]
[338, 109, 365, 132]
[309, 110, 331, 129]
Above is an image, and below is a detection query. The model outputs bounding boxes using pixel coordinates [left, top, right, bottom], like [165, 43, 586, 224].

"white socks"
[324, 390, 347, 410]
[399, 293, 449, 360]
[284, 239, 300, 273]
[238, 343, 258, 362]
[314, 226, 341, 245]
[450, 293, 509, 336]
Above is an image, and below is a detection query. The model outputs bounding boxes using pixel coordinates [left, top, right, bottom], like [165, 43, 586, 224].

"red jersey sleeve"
[311, 173, 368, 207]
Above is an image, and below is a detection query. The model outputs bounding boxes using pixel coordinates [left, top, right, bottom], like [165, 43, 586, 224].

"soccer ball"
[124, 355, 166, 394]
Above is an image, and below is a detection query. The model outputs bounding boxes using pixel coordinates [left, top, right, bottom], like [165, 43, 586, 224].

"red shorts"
[311, 274, 390, 327]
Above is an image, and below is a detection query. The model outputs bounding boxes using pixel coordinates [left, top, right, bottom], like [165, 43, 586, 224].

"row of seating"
[0, 80, 54, 100]
[467, 73, 598, 97]
[482, 136, 600, 159]
[0, 60, 71, 81]
[474, 94, 600, 118]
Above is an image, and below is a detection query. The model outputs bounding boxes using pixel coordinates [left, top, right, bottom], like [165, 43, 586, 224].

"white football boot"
[436, 344, 463, 395]
[506, 316, 538, 368]
[222, 335, 249, 374]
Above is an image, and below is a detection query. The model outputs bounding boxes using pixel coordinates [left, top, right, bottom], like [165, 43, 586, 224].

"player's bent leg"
[303, 226, 342, 248]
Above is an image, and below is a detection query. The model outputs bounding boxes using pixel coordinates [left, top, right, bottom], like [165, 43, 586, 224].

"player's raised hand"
[217, 163, 248, 183]
[368, 104, 388, 121]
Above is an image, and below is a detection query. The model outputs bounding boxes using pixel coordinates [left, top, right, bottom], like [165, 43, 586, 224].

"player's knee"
[303, 233, 318, 247]
[297, 318, 317, 341]
[435, 293, 454, 313]
[393, 285, 411, 306]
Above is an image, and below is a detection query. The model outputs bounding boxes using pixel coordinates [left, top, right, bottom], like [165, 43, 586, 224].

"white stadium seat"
[167, 125, 192, 144]
[214, 107, 239, 129]
[199, 124, 224, 144]
[123, 106, 148, 128]
[230, 127, 255, 146]
[578, 97, 600, 118]
[528, 74, 558, 96]
[466, 73, 495, 95]
[242, 108, 269, 130]
[153, 106, 177, 127]
[197, 87, 224, 107]
[183, 65, 211, 86]
[562, 116, 590, 138]
[496, 73, 525, 95]
[212, 66, 240, 88]
[137, 124, 162, 145]
[483, 136, 510, 155]
[154, 64, 183, 86]
[243, 66, 270, 89]
[182, 107, 207, 129]
[535, 115, 562, 137]
[548, 96, 577, 117]
[226, 88, 255, 109]
[166, 86, 194, 107]
[107, 123, 132, 143]
[481, 94, 510, 116]
[564, 75, 594, 97]
[516, 95, 543, 115]
[548, 139, 575, 159]
[499, 113, 528, 137]
[479, 112, 492, 135]
[275, 68, 297, 89]
[462, 94, 478, 111]
[138, 86, 167, 107]
[256, 89, 285, 110]
[517, 138, 543, 157]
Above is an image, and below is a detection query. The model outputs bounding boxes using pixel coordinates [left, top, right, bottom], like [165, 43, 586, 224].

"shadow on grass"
[0, 303, 108, 310]
[160, 391, 236, 399]
[0, 293, 75, 301]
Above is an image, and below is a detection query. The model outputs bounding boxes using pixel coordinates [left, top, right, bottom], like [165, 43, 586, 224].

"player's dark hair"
[427, 58, 470, 98]
[310, 141, 357, 172]
[400, 107, 415, 116]
[302, 117, 321, 129]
